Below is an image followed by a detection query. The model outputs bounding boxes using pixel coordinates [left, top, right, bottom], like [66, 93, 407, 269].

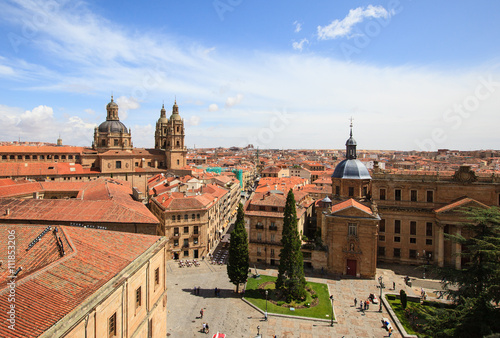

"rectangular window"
[257, 247, 262, 256]
[183, 239, 189, 247]
[395, 189, 401, 201]
[379, 188, 386, 200]
[379, 219, 385, 232]
[68, 155, 73, 159]
[257, 232, 262, 241]
[410, 237, 416, 244]
[136, 286, 142, 309]
[174, 239, 178, 246]
[25, 155, 30, 160]
[194, 226, 199, 234]
[394, 220, 401, 234]
[173, 227, 179, 236]
[426, 239, 433, 245]
[32, 155, 37, 160]
[116, 161, 122, 169]
[183, 226, 189, 233]
[410, 221, 417, 235]
[270, 234, 275, 242]
[154, 268, 160, 286]
[394, 236, 401, 242]
[259, 206, 266, 211]
[410, 190, 418, 202]
[378, 246, 385, 257]
[149, 318, 153, 338]
[348, 223, 357, 236]
[348, 187, 354, 197]
[427, 190, 434, 203]
[409, 249, 417, 259]
[271, 207, 278, 212]
[393, 248, 401, 258]
[184, 250, 189, 257]
[426, 222, 433, 236]
[172, 215, 176, 222]
[335, 186, 340, 195]
[379, 235, 385, 241]
[270, 248, 275, 257]
[108, 312, 117, 337]
[17, 155, 22, 159]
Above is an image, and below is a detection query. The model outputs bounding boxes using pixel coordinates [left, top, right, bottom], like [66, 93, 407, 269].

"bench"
[382, 317, 393, 331]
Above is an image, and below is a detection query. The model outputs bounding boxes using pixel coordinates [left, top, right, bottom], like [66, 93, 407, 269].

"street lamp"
[329, 295, 334, 326]
[257, 325, 260, 336]
[378, 276, 384, 312]
[265, 290, 268, 321]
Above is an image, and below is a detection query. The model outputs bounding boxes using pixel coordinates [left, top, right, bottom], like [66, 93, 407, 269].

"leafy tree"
[227, 203, 249, 293]
[276, 189, 306, 302]
[426, 206, 500, 337]
[400, 289, 407, 310]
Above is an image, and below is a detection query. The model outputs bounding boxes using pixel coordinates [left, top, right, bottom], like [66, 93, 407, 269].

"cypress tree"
[276, 189, 306, 302]
[227, 203, 249, 293]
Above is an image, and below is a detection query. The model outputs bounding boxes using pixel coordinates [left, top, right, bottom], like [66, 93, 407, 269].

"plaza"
[166, 257, 443, 337]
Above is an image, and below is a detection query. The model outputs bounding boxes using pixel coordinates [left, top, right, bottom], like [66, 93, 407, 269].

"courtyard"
[166, 258, 443, 337]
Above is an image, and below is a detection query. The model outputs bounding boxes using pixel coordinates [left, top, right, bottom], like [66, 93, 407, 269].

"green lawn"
[244, 275, 334, 320]
[386, 295, 452, 337]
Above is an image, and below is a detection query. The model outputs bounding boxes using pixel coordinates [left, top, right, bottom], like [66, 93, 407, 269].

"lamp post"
[265, 290, 268, 321]
[257, 325, 260, 336]
[378, 276, 383, 312]
[329, 295, 334, 326]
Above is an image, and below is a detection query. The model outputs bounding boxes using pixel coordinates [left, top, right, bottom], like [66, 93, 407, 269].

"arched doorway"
[346, 259, 357, 276]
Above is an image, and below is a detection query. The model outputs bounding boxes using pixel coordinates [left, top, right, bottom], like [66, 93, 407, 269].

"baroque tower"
[156, 100, 187, 169]
[93, 96, 133, 152]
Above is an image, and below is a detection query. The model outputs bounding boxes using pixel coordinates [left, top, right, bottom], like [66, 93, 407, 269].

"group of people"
[354, 297, 370, 311]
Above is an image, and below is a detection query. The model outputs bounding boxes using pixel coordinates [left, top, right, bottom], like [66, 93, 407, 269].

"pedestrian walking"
[206, 323, 210, 334]
[200, 308, 204, 318]
[388, 327, 392, 337]
[354, 298, 357, 307]
[360, 300, 363, 310]
[366, 299, 370, 310]
[202, 323, 206, 333]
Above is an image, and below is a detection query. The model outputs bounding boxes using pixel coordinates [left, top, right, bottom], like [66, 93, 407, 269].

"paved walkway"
[166, 254, 446, 337]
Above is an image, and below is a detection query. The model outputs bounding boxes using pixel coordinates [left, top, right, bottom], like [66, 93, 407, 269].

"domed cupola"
[93, 95, 133, 152]
[332, 120, 370, 180]
[170, 100, 182, 121]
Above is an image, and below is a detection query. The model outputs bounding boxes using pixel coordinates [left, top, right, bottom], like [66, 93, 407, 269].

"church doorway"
[173, 252, 179, 260]
[346, 259, 357, 276]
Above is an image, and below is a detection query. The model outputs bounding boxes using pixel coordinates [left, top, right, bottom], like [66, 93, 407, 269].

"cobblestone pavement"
[166, 258, 451, 338]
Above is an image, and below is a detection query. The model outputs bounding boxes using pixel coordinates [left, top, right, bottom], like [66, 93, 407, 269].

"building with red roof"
[0, 225, 168, 337]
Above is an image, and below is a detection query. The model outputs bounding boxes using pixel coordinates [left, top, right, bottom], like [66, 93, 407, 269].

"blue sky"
[0, 0, 499, 150]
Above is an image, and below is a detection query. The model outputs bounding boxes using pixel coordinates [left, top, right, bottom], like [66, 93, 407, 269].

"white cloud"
[115, 96, 140, 121]
[186, 116, 201, 126]
[208, 103, 219, 112]
[318, 5, 391, 40]
[293, 21, 302, 33]
[292, 38, 309, 51]
[225, 94, 244, 108]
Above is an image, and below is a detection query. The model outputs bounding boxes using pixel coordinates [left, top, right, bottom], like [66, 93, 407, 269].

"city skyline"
[0, 1, 500, 150]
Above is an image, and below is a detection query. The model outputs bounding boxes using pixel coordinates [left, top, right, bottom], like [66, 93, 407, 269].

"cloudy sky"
[0, 0, 499, 151]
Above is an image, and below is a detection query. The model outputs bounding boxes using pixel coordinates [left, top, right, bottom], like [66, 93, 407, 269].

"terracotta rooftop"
[0, 162, 100, 177]
[434, 197, 489, 213]
[0, 145, 85, 153]
[0, 225, 163, 337]
[330, 199, 374, 215]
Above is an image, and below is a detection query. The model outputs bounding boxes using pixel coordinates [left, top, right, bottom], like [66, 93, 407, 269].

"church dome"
[158, 104, 169, 123]
[170, 100, 182, 120]
[98, 120, 129, 133]
[332, 159, 371, 179]
[346, 135, 357, 146]
[106, 97, 118, 109]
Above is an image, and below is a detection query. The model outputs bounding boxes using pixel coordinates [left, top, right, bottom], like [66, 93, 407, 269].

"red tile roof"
[0, 162, 99, 177]
[434, 197, 489, 213]
[0, 145, 85, 153]
[0, 225, 163, 338]
[330, 199, 373, 215]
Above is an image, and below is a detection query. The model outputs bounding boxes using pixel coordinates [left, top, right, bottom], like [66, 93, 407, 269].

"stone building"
[0, 97, 187, 193]
[0, 225, 168, 337]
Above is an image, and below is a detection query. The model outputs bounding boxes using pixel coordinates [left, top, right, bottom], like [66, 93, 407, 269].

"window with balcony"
[256, 222, 264, 229]
[426, 222, 433, 236]
[427, 190, 434, 203]
[184, 226, 189, 233]
[184, 214, 188, 221]
[257, 232, 262, 241]
[270, 248, 275, 257]
[194, 226, 199, 235]
[257, 247, 262, 256]
[173, 227, 179, 236]
[174, 239, 179, 246]
[394, 220, 401, 234]
[379, 219, 385, 232]
[410, 190, 418, 202]
[269, 222, 277, 231]
[395, 189, 401, 201]
[270, 234, 275, 242]
[410, 221, 417, 235]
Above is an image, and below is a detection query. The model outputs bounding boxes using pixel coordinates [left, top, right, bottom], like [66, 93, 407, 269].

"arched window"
[101, 139, 106, 146]
[192, 214, 195, 220]
[184, 214, 188, 220]
[177, 215, 181, 221]
[114, 139, 118, 146]
[176, 141, 180, 146]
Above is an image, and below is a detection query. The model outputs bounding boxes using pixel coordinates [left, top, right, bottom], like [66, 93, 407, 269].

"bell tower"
[164, 100, 187, 169]
[155, 104, 169, 150]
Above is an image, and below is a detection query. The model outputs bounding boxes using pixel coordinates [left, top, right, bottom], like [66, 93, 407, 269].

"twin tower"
[92, 96, 186, 169]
